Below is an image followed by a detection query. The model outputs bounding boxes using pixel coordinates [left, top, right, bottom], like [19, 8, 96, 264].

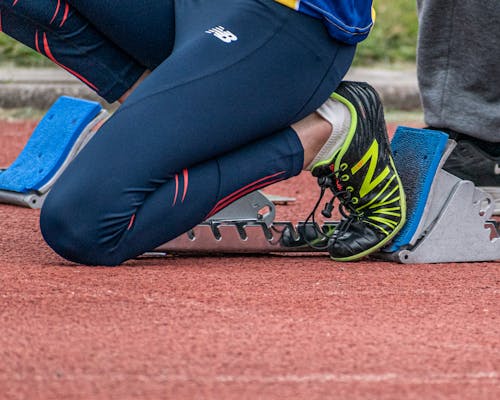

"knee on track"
[40, 192, 124, 266]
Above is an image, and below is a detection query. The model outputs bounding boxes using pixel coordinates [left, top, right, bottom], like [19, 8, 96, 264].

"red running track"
[0, 119, 499, 399]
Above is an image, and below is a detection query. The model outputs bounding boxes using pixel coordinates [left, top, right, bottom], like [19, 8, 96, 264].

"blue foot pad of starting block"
[0, 96, 107, 208]
[157, 125, 499, 263]
[0, 96, 102, 194]
[386, 126, 449, 252]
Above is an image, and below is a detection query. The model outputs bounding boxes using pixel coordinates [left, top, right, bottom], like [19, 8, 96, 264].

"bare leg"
[292, 113, 332, 169]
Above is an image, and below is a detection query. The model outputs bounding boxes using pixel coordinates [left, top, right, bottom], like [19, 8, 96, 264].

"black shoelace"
[304, 173, 362, 250]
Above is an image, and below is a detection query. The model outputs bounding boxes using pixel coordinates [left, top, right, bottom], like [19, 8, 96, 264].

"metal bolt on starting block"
[1, 96, 498, 263]
[377, 127, 500, 263]
[158, 127, 500, 263]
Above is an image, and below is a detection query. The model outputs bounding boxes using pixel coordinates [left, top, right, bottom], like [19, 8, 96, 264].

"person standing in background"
[416, 0, 500, 214]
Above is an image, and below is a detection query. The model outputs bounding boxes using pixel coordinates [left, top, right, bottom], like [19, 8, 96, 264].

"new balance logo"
[494, 163, 500, 175]
[206, 26, 238, 43]
[351, 139, 390, 198]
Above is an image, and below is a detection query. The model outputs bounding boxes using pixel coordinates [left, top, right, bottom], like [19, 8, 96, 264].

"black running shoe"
[427, 128, 500, 215]
[309, 81, 406, 261]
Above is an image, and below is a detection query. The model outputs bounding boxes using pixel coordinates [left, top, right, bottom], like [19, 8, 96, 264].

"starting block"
[157, 126, 500, 263]
[1, 95, 498, 263]
[0, 96, 108, 208]
[379, 127, 499, 263]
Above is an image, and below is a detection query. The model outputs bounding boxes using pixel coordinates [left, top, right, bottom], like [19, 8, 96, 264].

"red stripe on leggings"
[127, 214, 136, 230]
[35, 30, 41, 53]
[208, 177, 284, 218]
[207, 171, 286, 217]
[60, 2, 70, 27]
[42, 32, 99, 91]
[50, 0, 61, 25]
[181, 169, 189, 203]
[172, 174, 179, 206]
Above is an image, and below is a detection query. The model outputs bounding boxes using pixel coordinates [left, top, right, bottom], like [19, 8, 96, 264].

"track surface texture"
[1, 119, 499, 400]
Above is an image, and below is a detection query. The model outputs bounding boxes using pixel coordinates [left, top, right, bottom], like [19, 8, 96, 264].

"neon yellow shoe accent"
[310, 92, 358, 174]
[307, 82, 407, 262]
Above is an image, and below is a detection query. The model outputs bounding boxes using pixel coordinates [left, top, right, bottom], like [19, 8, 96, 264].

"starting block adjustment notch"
[2, 98, 498, 264]
[206, 190, 276, 227]
[392, 173, 499, 264]
[159, 127, 500, 264]
[380, 126, 500, 263]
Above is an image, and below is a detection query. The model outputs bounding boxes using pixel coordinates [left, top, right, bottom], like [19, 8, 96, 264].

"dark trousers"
[0, 0, 355, 265]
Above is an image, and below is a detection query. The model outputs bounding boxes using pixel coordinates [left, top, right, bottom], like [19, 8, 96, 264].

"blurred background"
[0, 1, 418, 67]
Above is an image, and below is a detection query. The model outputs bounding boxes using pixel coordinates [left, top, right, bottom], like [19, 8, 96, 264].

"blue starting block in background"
[158, 126, 500, 263]
[0, 96, 498, 263]
[0, 96, 108, 208]
[377, 127, 500, 263]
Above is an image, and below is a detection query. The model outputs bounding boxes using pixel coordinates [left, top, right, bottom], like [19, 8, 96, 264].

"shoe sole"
[316, 91, 407, 261]
[331, 156, 407, 261]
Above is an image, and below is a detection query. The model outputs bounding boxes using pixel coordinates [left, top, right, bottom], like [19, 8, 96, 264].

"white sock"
[305, 98, 352, 171]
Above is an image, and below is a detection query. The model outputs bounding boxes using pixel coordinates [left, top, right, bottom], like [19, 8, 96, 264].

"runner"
[0, 0, 405, 265]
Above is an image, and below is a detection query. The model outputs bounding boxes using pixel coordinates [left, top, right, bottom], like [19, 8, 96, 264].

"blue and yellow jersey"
[274, 0, 374, 44]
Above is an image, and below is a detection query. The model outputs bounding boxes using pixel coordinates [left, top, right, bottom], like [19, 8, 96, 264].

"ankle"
[298, 97, 352, 170]
[293, 113, 332, 169]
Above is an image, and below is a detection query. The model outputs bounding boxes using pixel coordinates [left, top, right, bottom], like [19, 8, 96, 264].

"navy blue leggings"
[0, 0, 355, 265]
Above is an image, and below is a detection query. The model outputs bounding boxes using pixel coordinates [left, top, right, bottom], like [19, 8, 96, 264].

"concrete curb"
[0, 68, 107, 109]
[346, 67, 422, 111]
[0, 66, 422, 111]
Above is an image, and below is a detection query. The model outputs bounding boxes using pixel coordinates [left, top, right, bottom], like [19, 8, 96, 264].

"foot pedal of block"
[377, 127, 500, 263]
[157, 127, 500, 263]
[0, 96, 108, 208]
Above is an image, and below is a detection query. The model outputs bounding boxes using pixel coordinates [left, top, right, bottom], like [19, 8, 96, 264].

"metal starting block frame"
[0, 97, 498, 263]
[378, 157, 500, 263]
[392, 178, 499, 263]
[0, 97, 108, 208]
[156, 190, 331, 255]
[158, 127, 500, 263]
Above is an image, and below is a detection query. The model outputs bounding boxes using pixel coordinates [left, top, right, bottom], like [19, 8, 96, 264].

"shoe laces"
[304, 171, 363, 250]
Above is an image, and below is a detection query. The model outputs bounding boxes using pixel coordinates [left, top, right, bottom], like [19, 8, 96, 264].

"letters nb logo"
[206, 26, 238, 43]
